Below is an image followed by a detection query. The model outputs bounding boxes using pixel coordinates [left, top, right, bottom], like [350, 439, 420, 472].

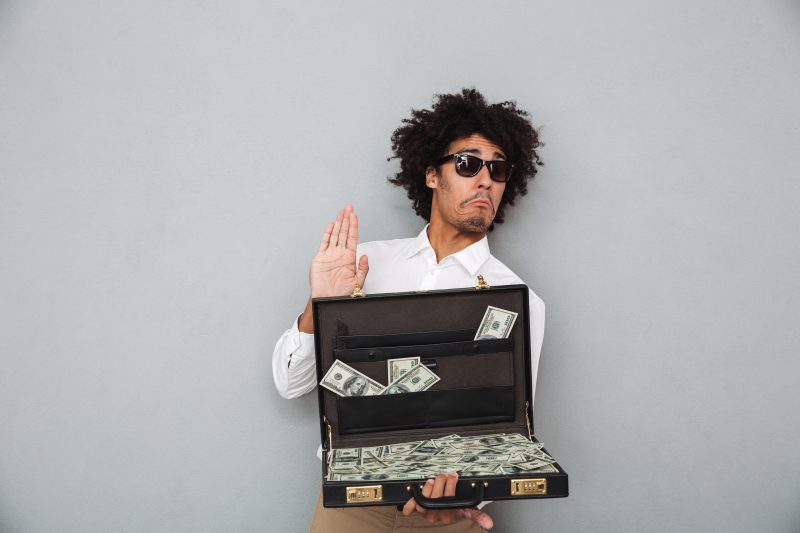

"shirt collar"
[406, 224, 491, 277]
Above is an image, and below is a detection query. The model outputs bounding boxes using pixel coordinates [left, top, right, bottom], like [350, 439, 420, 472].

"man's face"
[426, 134, 507, 234]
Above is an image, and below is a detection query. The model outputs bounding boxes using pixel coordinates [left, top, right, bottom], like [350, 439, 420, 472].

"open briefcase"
[313, 281, 568, 508]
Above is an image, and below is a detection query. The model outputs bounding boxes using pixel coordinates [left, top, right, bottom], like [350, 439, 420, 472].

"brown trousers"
[309, 489, 485, 532]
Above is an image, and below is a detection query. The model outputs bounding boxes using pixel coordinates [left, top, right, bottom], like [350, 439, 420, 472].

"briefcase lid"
[312, 284, 534, 451]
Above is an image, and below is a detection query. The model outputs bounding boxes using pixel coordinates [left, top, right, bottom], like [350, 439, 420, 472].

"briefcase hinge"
[525, 401, 533, 441]
[475, 275, 490, 290]
[324, 416, 333, 459]
[511, 478, 547, 496]
[351, 284, 365, 298]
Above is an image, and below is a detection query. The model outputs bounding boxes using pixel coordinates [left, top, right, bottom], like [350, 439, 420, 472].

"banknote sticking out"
[326, 433, 558, 481]
[320, 357, 438, 397]
[381, 362, 439, 395]
[319, 360, 385, 397]
[475, 306, 518, 340]
[387, 356, 419, 383]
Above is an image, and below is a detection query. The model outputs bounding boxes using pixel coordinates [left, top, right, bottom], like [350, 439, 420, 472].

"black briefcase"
[313, 282, 568, 508]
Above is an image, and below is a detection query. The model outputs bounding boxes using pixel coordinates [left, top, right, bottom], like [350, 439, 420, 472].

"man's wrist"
[297, 298, 314, 333]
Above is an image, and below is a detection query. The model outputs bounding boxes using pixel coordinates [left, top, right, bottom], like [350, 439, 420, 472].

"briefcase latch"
[510, 478, 547, 496]
[475, 275, 490, 290]
[346, 485, 383, 503]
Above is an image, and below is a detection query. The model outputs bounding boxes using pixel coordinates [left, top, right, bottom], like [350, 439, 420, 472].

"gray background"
[1, 1, 798, 532]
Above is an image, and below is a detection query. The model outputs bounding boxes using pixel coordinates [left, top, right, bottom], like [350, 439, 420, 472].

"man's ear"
[425, 167, 438, 189]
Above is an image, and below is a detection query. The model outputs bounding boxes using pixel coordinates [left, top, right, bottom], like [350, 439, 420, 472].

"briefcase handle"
[409, 481, 485, 509]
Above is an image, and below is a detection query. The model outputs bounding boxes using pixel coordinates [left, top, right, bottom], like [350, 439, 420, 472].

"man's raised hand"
[310, 205, 369, 299]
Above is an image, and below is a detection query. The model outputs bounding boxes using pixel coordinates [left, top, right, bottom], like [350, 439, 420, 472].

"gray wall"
[1, 1, 798, 532]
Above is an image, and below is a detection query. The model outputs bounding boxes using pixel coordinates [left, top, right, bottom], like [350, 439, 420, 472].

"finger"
[425, 510, 456, 525]
[402, 497, 417, 516]
[430, 473, 448, 498]
[421, 478, 434, 498]
[355, 255, 369, 287]
[346, 211, 358, 251]
[317, 222, 334, 253]
[443, 471, 458, 496]
[416, 479, 435, 514]
[458, 508, 494, 530]
[329, 209, 344, 247]
[439, 511, 455, 525]
[338, 210, 350, 248]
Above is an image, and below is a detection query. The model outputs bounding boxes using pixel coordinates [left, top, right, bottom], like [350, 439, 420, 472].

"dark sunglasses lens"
[455, 154, 483, 177]
[487, 161, 509, 182]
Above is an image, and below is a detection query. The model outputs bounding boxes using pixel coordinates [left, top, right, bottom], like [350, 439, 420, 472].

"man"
[272, 88, 545, 532]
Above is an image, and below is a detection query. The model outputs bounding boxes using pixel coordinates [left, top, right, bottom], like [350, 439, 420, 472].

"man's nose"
[476, 165, 493, 188]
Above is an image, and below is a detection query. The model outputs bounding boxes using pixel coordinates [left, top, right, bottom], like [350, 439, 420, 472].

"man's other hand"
[310, 205, 369, 298]
[401, 472, 494, 529]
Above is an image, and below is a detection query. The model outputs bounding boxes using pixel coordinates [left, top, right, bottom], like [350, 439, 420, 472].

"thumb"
[355, 255, 369, 287]
[458, 508, 493, 530]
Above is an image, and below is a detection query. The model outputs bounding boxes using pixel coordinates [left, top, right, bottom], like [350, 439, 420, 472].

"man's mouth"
[464, 196, 494, 211]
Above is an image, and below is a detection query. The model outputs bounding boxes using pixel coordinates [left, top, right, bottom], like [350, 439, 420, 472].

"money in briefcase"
[312, 280, 568, 508]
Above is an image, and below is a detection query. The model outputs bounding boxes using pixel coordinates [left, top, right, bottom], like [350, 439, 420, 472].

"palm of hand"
[311, 247, 357, 298]
[309, 206, 368, 299]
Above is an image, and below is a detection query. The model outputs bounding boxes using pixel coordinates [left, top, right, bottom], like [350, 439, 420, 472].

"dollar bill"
[381, 363, 440, 394]
[319, 359, 385, 397]
[388, 441, 422, 454]
[387, 356, 420, 383]
[460, 464, 503, 475]
[475, 306, 518, 340]
[501, 463, 558, 474]
[409, 440, 440, 455]
[332, 448, 361, 461]
[456, 453, 511, 464]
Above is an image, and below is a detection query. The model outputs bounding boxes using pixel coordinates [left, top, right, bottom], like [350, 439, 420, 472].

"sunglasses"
[434, 153, 514, 183]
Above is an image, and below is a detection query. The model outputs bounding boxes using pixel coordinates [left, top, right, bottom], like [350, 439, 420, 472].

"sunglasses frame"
[433, 153, 514, 183]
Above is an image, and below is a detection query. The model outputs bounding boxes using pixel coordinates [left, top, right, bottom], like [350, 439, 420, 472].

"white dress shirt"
[272, 225, 545, 409]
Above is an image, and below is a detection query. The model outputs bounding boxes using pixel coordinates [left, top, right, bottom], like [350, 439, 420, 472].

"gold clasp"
[475, 275, 490, 290]
[511, 478, 547, 496]
[346, 485, 383, 503]
[351, 284, 365, 298]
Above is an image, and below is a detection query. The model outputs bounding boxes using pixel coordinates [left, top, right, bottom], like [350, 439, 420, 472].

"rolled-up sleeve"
[271, 315, 318, 399]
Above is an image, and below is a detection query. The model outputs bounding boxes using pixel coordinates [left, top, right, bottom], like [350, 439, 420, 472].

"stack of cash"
[326, 433, 557, 481]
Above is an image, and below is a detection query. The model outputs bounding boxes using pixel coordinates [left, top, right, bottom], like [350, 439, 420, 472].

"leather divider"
[337, 386, 515, 434]
[334, 338, 513, 364]
[337, 329, 475, 349]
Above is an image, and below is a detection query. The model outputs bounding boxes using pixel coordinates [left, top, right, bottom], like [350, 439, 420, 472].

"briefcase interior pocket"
[337, 385, 515, 434]
[334, 337, 513, 364]
[337, 329, 475, 349]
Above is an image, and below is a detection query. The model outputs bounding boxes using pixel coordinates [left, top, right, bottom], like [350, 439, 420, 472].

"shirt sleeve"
[271, 315, 319, 399]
